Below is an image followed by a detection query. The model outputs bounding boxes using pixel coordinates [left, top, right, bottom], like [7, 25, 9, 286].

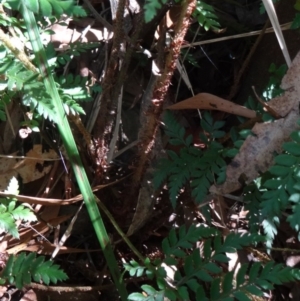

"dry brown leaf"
[0, 145, 59, 190]
[211, 52, 300, 195]
[167, 93, 256, 118]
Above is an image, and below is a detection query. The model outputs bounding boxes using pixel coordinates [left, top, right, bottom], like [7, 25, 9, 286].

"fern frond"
[0, 252, 68, 288]
[191, 147, 225, 203]
[22, 87, 56, 122]
[243, 183, 263, 233]
[193, 1, 221, 31]
[5, 0, 86, 17]
[162, 225, 219, 259]
[180, 259, 300, 301]
[143, 0, 168, 23]
[0, 177, 37, 238]
[155, 112, 226, 207]
[0, 49, 37, 91]
[154, 146, 202, 207]
[163, 111, 192, 147]
[57, 42, 100, 65]
[124, 259, 148, 277]
[128, 286, 165, 301]
[153, 156, 175, 189]
[0, 211, 18, 238]
[256, 129, 300, 247]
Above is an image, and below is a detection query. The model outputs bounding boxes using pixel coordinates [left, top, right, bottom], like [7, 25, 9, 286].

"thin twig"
[107, 85, 123, 162]
[227, 20, 270, 100]
[51, 202, 84, 259]
[0, 154, 60, 161]
[181, 22, 292, 48]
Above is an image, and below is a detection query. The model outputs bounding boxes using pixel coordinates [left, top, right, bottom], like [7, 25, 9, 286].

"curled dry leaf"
[211, 51, 300, 195]
[167, 92, 256, 119]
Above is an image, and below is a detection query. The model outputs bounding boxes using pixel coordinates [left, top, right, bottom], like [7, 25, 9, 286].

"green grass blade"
[20, 1, 127, 298]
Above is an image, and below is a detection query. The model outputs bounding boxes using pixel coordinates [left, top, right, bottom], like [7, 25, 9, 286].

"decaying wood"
[211, 51, 300, 195]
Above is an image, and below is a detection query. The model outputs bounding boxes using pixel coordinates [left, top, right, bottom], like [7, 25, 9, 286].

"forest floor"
[1, 0, 300, 300]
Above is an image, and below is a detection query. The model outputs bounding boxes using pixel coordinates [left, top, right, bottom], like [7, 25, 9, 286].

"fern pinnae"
[0, 253, 68, 288]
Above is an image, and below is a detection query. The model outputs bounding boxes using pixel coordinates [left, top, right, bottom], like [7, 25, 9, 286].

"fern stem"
[0, 28, 37, 73]
[130, 0, 197, 195]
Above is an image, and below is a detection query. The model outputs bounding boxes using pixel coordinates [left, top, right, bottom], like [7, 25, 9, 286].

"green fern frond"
[162, 225, 219, 259]
[155, 112, 226, 207]
[221, 232, 265, 253]
[163, 111, 192, 147]
[124, 259, 148, 277]
[0, 252, 68, 288]
[154, 146, 202, 207]
[181, 260, 300, 301]
[126, 224, 298, 301]
[255, 129, 300, 247]
[0, 177, 37, 238]
[0, 211, 19, 238]
[287, 192, 300, 238]
[4, 0, 86, 17]
[153, 156, 175, 189]
[22, 86, 57, 122]
[57, 42, 100, 65]
[262, 64, 287, 100]
[191, 147, 225, 203]
[243, 183, 263, 233]
[193, 1, 221, 31]
[143, 0, 168, 23]
[128, 285, 165, 301]
[61, 94, 85, 115]
[0, 48, 37, 91]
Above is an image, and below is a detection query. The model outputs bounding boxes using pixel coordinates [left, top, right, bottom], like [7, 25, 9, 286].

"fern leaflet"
[0, 177, 36, 238]
[154, 111, 226, 207]
[1, 252, 68, 288]
[5, 0, 87, 17]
